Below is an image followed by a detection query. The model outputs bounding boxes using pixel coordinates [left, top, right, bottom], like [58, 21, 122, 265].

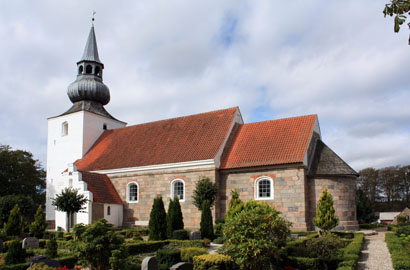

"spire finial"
[92, 11, 96, 24]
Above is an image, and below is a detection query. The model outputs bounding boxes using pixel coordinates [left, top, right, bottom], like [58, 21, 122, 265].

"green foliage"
[5, 204, 22, 237]
[54, 255, 78, 269]
[167, 197, 184, 238]
[383, 1, 410, 34]
[27, 263, 55, 270]
[52, 187, 88, 232]
[109, 247, 128, 270]
[126, 240, 170, 255]
[287, 256, 321, 270]
[45, 234, 58, 258]
[396, 224, 410, 236]
[181, 247, 208, 263]
[157, 248, 181, 268]
[172, 229, 189, 240]
[29, 205, 47, 238]
[356, 189, 374, 224]
[166, 240, 206, 249]
[192, 177, 217, 210]
[0, 195, 36, 228]
[0, 263, 31, 270]
[214, 218, 225, 236]
[193, 254, 232, 270]
[75, 219, 124, 270]
[72, 223, 86, 240]
[148, 196, 167, 240]
[200, 200, 214, 240]
[313, 188, 339, 234]
[306, 234, 343, 268]
[385, 232, 410, 270]
[396, 215, 408, 227]
[223, 200, 291, 269]
[4, 240, 26, 265]
[226, 189, 243, 219]
[0, 145, 45, 210]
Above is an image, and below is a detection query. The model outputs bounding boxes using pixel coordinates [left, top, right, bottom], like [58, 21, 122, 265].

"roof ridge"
[244, 114, 317, 125]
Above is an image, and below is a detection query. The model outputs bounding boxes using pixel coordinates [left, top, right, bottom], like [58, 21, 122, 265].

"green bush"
[29, 206, 47, 239]
[336, 233, 364, 270]
[359, 223, 386, 229]
[167, 240, 205, 248]
[109, 247, 128, 270]
[396, 225, 410, 237]
[167, 197, 184, 238]
[119, 227, 149, 238]
[213, 236, 226, 244]
[4, 240, 26, 264]
[148, 196, 167, 241]
[288, 256, 321, 270]
[193, 254, 232, 270]
[54, 255, 78, 268]
[5, 205, 23, 237]
[0, 263, 30, 270]
[126, 240, 170, 255]
[27, 263, 56, 270]
[157, 248, 181, 268]
[192, 177, 217, 210]
[385, 233, 410, 270]
[172, 229, 188, 240]
[306, 233, 343, 269]
[181, 247, 208, 263]
[313, 188, 339, 233]
[396, 215, 407, 227]
[45, 234, 58, 258]
[200, 200, 214, 241]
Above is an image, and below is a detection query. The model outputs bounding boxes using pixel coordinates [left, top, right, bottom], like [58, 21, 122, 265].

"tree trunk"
[66, 212, 70, 232]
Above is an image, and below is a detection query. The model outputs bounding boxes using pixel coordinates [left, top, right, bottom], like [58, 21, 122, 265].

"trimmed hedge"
[172, 229, 189, 240]
[181, 247, 208, 263]
[0, 263, 30, 270]
[118, 227, 149, 238]
[385, 232, 410, 270]
[126, 240, 170, 255]
[359, 223, 386, 230]
[157, 248, 181, 268]
[336, 232, 364, 270]
[193, 254, 233, 270]
[288, 256, 321, 270]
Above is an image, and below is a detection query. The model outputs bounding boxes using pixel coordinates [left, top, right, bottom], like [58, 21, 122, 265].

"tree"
[52, 187, 88, 232]
[0, 145, 45, 207]
[383, 0, 410, 43]
[223, 200, 291, 269]
[379, 166, 401, 207]
[192, 177, 217, 210]
[148, 196, 167, 240]
[398, 165, 410, 206]
[357, 167, 380, 209]
[225, 189, 244, 219]
[5, 204, 23, 236]
[75, 219, 125, 270]
[0, 194, 35, 227]
[30, 205, 47, 238]
[313, 188, 339, 235]
[356, 189, 375, 223]
[200, 200, 214, 240]
[4, 240, 26, 264]
[166, 197, 184, 238]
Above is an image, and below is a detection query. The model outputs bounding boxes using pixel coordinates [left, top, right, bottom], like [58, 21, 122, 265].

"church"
[46, 25, 359, 231]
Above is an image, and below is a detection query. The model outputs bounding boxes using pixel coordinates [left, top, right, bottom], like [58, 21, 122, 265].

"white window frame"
[61, 121, 68, 136]
[127, 182, 139, 203]
[254, 176, 274, 200]
[170, 179, 185, 202]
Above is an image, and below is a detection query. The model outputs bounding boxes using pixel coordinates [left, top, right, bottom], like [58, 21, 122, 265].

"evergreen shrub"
[45, 234, 58, 258]
[167, 197, 184, 238]
[0, 262, 30, 270]
[5, 205, 22, 237]
[126, 240, 169, 255]
[157, 248, 181, 268]
[148, 196, 167, 241]
[200, 200, 214, 240]
[54, 255, 78, 269]
[192, 177, 217, 210]
[172, 229, 188, 240]
[29, 206, 47, 239]
[193, 254, 232, 270]
[313, 188, 339, 235]
[181, 247, 208, 263]
[396, 225, 410, 237]
[385, 233, 410, 270]
[4, 240, 26, 265]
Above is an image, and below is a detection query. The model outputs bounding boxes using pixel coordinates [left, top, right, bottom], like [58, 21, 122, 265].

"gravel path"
[357, 231, 393, 270]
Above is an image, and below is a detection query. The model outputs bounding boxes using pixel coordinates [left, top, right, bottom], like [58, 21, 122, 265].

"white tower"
[46, 24, 126, 227]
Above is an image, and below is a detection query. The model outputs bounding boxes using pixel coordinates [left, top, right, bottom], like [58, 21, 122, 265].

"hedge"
[126, 240, 170, 255]
[359, 223, 386, 230]
[0, 263, 30, 270]
[181, 247, 208, 263]
[288, 256, 322, 270]
[157, 248, 181, 268]
[336, 233, 364, 270]
[193, 254, 233, 270]
[385, 232, 410, 270]
[172, 229, 189, 240]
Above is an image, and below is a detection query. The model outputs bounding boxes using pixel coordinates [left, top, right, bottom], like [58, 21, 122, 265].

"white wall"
[104, 204, 123, 227]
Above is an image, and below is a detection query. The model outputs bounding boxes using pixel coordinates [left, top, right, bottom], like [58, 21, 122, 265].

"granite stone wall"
[219, 167, 310, 231]
[307, 176, 359, 231]
[108, 168, 216, 229]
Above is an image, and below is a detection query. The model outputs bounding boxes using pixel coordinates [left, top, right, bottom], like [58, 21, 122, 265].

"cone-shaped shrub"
[5, 204, 22, 236]
[149, 196, 167, 240]
[200, 200, 214, 240]
[226, 189, 244, 220]
[5, 240, 26, 264]
[313, 188, 339, 235]
[30, 205, 47, 238]
[45, 234, 58, 258]
[167, 197, 184, 238]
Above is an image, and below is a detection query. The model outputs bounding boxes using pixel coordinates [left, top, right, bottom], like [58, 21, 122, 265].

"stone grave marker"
[22, 237, 39, 249]
[142, 256, 158, 270]
[189, 231, 201, 240]
[170, 262, 194, 270]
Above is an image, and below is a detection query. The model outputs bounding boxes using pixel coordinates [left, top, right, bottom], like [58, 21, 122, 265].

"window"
[86, 64, 92, 74]
[61, 122, 68, 136]
[103, 123, 107, 130]
[171, 179, 185, 201]
[127, 182, 139, 203]
[107, 206, 111, 216]
[95, 66, 101, 76]
[78, 65, 83, 74]
[254, 176, 273, 200]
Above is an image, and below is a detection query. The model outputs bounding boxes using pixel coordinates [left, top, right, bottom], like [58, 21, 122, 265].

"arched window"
[254, 176, 274, 200]
[103, 123, 107, 130]
[78, 65, 84, 74]
[61, 122, 68, 136]
[86, 64, 92, 74]
[95, 66, 101, 76]
[171, 179, 185, 201]
[127, 182, 139, 203]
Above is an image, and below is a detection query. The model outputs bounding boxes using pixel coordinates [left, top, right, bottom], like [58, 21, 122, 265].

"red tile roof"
[81, 172, 123, 204]
[75, 107, 239, 171]
[220, 115, 317, 169]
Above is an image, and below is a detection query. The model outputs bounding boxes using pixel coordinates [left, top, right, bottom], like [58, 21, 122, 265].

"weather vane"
[92, 11, 96, 23]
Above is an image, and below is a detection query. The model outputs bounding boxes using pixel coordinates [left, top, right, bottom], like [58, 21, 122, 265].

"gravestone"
[142, 256, 158, 270]
[290, 234, 299, 239]
[22, 237, 39, 249]
[189, 231, 201, 240]
[0, 239, 3, 253]
[170, 262, 194, 270]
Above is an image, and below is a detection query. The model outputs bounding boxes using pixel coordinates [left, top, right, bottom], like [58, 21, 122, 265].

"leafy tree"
[225, 189, 244, 219]
[0, 145, 45, 207]
[313, 188, 339, 235]
[30, 205, 47, 238]
[45, 234, 58, 258]
[223, 200, 291, 269]
[0, 194, 35, 227]
[356, 189, 375, 224]
[5, 240, 26, 264]
[200, 200, 214, 240]
[75, 219, 125, 270]
[398, 165, 410, 206]
[5, 204, 23, 236]
[52, 187, 88, 232]
[167, 197, 184, 238]
[148, 196, 167, 240]
[192, 177, 217, 210]
[358, 167, 380, 208]
[384, 0, 410, 43]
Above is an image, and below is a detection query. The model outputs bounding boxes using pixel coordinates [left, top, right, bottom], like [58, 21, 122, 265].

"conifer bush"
[149, 196, 167, 240]
[167, 197, 184, 238]
[5, 240, 26, 264]
[5, 204, 22, 237]
[200, 200, 214, 241]
[192, 177, 217, 210]
[225, 189, 244, 220]
[313, 188, 339, 235]
[29, 205, 47, 238]
[45, 234, 58, 258]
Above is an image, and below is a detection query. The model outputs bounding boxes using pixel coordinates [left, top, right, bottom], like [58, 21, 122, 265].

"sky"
[0, 0, 409, 172]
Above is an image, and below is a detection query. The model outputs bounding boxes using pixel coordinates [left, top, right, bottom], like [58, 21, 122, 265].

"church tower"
[46, 24, 126, 225]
